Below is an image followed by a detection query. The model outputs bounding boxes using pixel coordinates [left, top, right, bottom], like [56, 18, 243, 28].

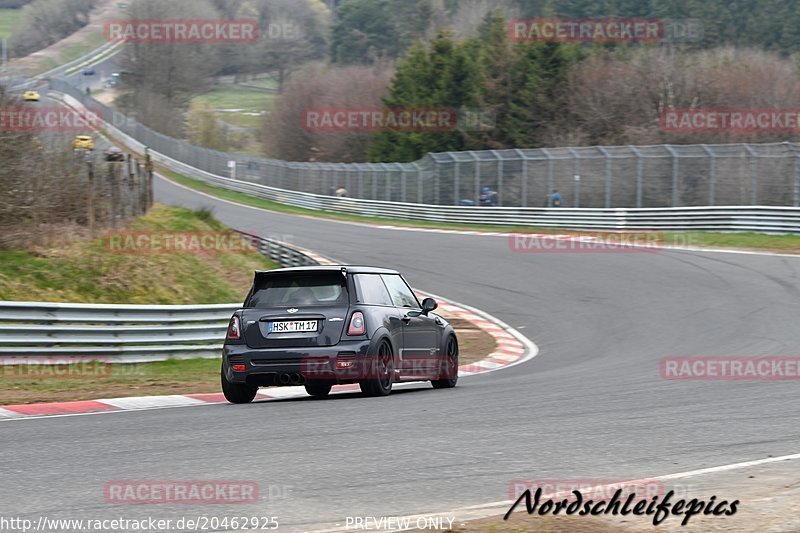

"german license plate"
[269, 320, 318, 333]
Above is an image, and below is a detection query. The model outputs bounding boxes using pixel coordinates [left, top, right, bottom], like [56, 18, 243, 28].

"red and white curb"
[0, 290, 536, 422]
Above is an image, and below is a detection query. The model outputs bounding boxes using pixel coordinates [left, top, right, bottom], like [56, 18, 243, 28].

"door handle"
[401, 315, 411, 324]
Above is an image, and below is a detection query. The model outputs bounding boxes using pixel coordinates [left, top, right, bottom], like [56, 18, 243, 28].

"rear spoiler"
[252, 267, 348, 283]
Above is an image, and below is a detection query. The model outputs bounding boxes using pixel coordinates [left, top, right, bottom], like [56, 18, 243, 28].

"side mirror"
[421, 297, 438, 315]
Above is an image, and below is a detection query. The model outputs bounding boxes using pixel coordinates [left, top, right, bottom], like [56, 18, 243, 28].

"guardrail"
[170, 165, 800, 232]
[0, 233, 321, 362]
[140, 141, 800, 233]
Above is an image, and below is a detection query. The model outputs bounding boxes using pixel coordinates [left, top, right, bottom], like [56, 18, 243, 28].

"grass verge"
[0, 204, 277, 303]
[161, 169, 800, 253]
[0, 358, 221, 405]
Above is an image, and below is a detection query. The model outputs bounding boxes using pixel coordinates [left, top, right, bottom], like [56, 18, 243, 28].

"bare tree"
[186, 99, 229, 150]
[9, 0, 95, 57]
[216, 0, 330, 91]
[262, 62, 393, 162]
[119, 0, 221, 106]
[559, 47, 800, 146]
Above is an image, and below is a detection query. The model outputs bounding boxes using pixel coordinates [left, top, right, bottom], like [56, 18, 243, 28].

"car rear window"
[247, 272, 348, 308]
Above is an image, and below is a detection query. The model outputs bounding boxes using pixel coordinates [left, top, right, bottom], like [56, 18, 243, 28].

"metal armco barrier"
[0, 234, 320, 361]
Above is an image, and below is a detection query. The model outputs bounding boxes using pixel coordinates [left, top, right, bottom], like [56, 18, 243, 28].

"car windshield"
[247, 272, 347, 308]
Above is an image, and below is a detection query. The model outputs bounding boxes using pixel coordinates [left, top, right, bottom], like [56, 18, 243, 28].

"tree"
[331, 0, 433, 64]
[262, 63, 393, 163]
[214, 0, 330, 91]
[367, 32, 480, 162]
[119, 0, 221, 106]
[9, 0, 95, 57]
[0, 88, 94, 247]
[186, 99, 228, 150]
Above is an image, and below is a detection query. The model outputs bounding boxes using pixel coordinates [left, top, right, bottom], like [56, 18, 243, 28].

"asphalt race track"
[3, 175, 800, 530]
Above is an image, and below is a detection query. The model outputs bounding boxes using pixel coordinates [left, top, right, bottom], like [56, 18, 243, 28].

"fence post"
[744, 144, 759, 205]
[701, 144, 715, 206]
[492, 150, 504, 207]
[469, 151, 480, 205]
[401, 166, 407, 203]
[541, 148, 554, 207]
[665, 145, 679, 207]
[382, 163, 392, 201]
[627, 146, 643, 208]
[514, 149, 528, 207]
[298, 164, 307, 193]
[391, 163, 402, 203]
[279, 162, 287, 190]
[415, 163, 422, 204]
[451, 153, 460, 206]
[567, 148, 581, 208]
[598, 147, 612, 208]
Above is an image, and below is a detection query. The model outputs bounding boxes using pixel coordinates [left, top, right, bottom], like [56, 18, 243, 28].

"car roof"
[255, 265, 400, 276]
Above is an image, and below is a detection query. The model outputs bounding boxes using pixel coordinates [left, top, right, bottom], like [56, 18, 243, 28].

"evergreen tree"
[368, 32, 480, 162]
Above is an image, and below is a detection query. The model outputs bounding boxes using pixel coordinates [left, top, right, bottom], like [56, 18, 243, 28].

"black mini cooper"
[221, 266, 459, 403]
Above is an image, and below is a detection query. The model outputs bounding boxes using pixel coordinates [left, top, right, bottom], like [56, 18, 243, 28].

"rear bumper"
[223, 339, 375, 386]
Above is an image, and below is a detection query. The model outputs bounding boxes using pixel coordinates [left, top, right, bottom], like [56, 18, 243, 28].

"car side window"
[353, 274, 393, 306]
[381, 275, 420, 309]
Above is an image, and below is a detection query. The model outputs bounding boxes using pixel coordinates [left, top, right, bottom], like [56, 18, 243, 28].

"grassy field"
[0, 204, 278, 304]
[194, 84, 275, 129]
[161, 169, 800, 253]
[0, 8, 22, 38]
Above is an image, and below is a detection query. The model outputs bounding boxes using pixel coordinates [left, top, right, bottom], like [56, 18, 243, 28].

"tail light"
[227, 315, 241, 340]
[347, 312, 365, 336]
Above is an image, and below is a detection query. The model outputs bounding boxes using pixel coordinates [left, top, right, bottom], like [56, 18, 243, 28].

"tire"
[305, 381, 333, 397]
[360, 340, 394, 397]
[221, 365, 258, 404]
[432, 336, 459, 389]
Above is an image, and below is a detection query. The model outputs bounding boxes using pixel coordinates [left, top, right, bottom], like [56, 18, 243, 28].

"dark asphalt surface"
[2, 175, 800, 531]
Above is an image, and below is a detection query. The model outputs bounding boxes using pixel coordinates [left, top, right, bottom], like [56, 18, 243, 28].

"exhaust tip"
[278, 373, 291, 385]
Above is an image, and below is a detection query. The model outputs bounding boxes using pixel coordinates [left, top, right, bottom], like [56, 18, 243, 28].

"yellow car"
[73, 135, 95, 150]
[23, 90, 40, 102]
